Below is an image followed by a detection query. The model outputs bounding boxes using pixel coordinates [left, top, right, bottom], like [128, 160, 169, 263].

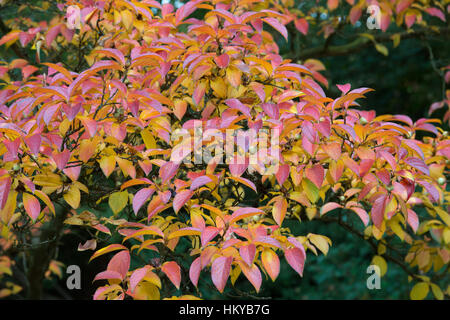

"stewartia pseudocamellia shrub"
[0, 0, 449, 300]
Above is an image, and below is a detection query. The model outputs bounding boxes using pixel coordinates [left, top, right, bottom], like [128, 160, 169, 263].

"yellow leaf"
[63, 186, 81, 209]
[98, 155, 116, 178]
[140, 128, 156, 149]
[108, 191, 129, 215]
[410, 282, 429, 300]
[309, 234, 330, 255]
[392, 33, 401, 48]
[167, 228, 202, 240]
[210, 77, 227, 99]
[375, 43, 389, 56]
[371, 255, 387, 277]
[133, 282, 160, 300]
[430, 283, 443, 300]
[121, 9, 133, 30]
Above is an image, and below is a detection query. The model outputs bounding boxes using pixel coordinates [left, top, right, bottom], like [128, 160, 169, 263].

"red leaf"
[161, 261, 181, 289]
[211, 256, 232, 293]
[294, 18, 308, 35]
[173, 189, 194, 213]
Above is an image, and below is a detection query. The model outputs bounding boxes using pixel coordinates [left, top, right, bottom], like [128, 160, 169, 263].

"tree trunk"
[26, 204, 68, 299]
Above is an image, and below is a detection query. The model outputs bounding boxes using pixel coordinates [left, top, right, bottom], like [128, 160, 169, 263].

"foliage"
[0, 0, 449, 300]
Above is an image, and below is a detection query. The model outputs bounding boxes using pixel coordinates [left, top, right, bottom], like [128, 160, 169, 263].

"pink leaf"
[93, 270, 123, 282]
[23, 193, 41, 221]
[275, 164, 290, 185]
[173, 189, 194, 213]
[239, 262, 262, 292]
[161, 261, 181, 289]
[214, 53, 230, 68]
[272, 196, 287, 226]
[305, 164, 324, 188]
[225, 99, 251, 117]
[189, 257, 201, 287]
[25, 134, 41, 155]
[129, 266, 151, 293]
[201, 226, 220, 246]
[320, 202, 342, 215]
[285, 248, 306, 277]
[190, 176, 213, 191]
[261, 103, 279, 119]
[0, 176, 12, 210]
[52, 149, 71, 170]
[336, 83, 351, 94]
[211, 256, 232, 293]
[133, 187, 155, 214]
[159, 161, 179, 183]
[407, 209, 419, 232]
[404, 157, 429, 175]
[107, 250, 130, 280]
[263, 17, 288, 40]
[371, 193, 387, 228]
[230, 207, 264, 224]
[239, 244, 256, 266]
[229, 157, 249, 177]
[426, 7, 446, 21]
[350, 207, 370, 226]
